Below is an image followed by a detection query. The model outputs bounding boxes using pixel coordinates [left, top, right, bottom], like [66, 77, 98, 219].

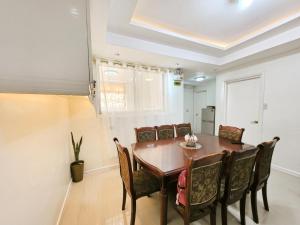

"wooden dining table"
[131, 134, 255, 225]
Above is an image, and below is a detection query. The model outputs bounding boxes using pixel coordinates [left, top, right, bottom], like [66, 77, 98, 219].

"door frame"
[193, 89, 207, 133]
[223, 74, 265, 143]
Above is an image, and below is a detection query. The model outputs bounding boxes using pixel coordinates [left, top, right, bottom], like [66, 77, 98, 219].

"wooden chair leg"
[210, 206, 217, 225]
[251, 189, 259, 224]
[221, 203, 228, 225]
[130, 199, 136, 225]
[262, 182, 269, 211]
[240, 193, 246, 225]
[122, 183, 127, 210]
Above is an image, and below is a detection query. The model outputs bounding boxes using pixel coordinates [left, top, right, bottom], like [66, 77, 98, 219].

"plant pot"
[70, 160, 84, 182]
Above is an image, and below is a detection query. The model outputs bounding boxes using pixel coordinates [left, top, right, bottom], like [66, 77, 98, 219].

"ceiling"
[90, 0, 300, 83]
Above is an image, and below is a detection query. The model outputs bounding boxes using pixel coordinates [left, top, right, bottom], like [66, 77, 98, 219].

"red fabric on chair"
[176, 169, 187, 206]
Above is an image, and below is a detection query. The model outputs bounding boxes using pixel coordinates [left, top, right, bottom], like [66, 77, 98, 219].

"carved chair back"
[253, 137, 280, 188]
[223, 147, 258, 204]
[113, 138, 134, 197]
[175, 123, 192, 137]
[218, 125, 245, 143]
[134, 127, 157, 143]
[156, 125, 175, 140]
[184, 152, 227, 221]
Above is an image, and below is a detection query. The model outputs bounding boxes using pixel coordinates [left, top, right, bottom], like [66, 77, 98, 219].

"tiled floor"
[59, 168, 300, 225]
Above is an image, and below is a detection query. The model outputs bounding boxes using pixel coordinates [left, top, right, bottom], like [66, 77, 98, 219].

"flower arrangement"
[184, 133, 198, 147]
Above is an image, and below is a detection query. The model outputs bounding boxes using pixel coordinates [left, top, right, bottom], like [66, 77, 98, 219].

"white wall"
[216, 52, 300, 175]
[194, 79, 216, 106]
[0, 94, 71, 225]
[0, 0, 90, 95]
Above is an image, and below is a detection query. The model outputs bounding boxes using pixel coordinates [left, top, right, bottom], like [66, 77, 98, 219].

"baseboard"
[85, 164, 119, 174]
[271, 163, 300, 178]
[56, 180, 72, 225]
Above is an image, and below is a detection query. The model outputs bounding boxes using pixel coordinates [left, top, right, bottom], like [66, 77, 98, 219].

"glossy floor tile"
[59, 168, 300, 225]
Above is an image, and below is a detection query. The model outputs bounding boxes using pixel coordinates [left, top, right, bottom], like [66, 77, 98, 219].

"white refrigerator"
[201, 107, 215, 135]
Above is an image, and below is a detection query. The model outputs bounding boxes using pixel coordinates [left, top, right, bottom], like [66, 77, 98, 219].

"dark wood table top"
[132, 134, 254, 177]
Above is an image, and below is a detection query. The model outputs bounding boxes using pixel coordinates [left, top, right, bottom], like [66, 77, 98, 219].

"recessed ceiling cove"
[131, 0, 300, 50]
[104, 0, 300, 68]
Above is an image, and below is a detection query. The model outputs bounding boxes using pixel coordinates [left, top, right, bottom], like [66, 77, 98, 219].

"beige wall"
[0, 94, 119, 225]
[0, 94, 71, 225]
[68, 96, 117, 171]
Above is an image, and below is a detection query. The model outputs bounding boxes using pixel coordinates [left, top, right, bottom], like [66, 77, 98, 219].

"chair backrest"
[113, 138, 134, 197]
[218, 125, 245, 143]
[175, 123, 192, 137]
[223, 147, 258, 204]
[185, 152, 227, 218]
[134, 127, 157, 143]
[156, 125, 175, 140]
[253, 137, 280, 187]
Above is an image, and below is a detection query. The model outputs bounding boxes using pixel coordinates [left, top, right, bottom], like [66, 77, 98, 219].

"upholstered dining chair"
[113, 138, 160, 225]
[175, 123, 192, 137]
[250, 137, 280, 224]
[134, 127, 157, 143]
[156, 125, 175, 140]
[218, 125, 245, 143]
[220, 147, 258, 225]
[175, 151, 228, 225]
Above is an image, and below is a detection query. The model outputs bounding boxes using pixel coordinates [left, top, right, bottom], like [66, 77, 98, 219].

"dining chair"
[220, 147, 258, 225]
[250, 137, 280, 223]
[113, 138, 160, 225]
[134, 127, 157, 143]
[156, 125, 175, 140]
[218, 125, 245, 143]
[175, 123, 192, 137]
[175, 151, 228, 225]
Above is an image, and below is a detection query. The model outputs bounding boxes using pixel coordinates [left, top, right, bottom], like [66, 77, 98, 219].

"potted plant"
[70, 132, 84, 182]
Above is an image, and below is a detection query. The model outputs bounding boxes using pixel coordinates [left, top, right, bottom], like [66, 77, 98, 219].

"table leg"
[132, 155, 137, 171]
[160, 177, 168, 225]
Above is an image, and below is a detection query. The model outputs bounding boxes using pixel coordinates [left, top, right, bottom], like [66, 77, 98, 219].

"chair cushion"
[133, 170, 160, 198]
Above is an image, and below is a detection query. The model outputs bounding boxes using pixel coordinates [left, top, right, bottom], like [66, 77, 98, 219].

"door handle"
[251, 120, 259, 124]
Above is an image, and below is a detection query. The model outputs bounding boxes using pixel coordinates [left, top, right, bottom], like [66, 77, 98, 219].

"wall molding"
[85, 164, 119, 174]
[55, 180, 72, 225]
[272, 163, 300, 178]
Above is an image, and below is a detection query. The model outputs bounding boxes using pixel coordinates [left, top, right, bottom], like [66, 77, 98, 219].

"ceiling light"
[194, 76, 206, 82]
[238, 0, 253, 10]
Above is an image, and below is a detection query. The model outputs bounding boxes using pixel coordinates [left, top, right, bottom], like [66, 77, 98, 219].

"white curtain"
[96, 60, 184, 152]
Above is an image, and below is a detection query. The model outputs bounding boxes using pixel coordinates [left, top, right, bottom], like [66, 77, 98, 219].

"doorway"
[225, 76, 264, 145]
[194, 90, 207, 133]
[184, 87, 194, 125]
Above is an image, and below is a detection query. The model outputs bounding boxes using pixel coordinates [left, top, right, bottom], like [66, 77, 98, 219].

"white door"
[226, 77, 262, 145]
[194, 91, 207, 133]
[184, 87, 194, 126]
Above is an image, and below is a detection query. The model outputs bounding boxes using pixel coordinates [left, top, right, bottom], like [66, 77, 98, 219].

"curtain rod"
[94, 57, 177, 73]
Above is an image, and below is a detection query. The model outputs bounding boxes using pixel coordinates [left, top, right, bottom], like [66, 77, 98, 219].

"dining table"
[131, 134, 255, 225]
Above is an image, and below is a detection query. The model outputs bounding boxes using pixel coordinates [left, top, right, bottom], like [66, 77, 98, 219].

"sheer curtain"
[95, 59, 183, 154]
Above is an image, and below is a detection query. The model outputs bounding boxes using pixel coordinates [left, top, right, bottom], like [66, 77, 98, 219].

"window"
[99, 65, 164, 112]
